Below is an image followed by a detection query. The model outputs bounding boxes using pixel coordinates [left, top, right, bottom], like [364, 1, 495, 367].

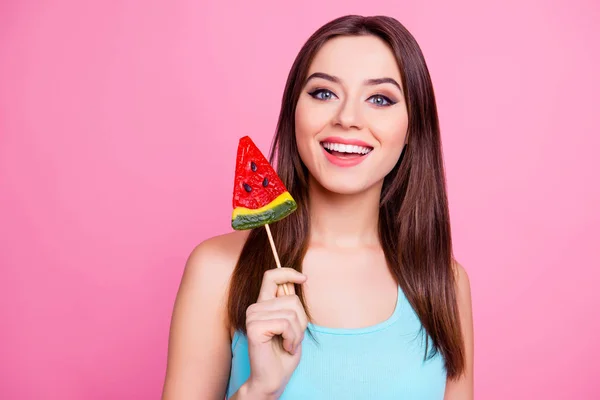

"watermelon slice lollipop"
[231, 136, 297, 296]
[231, 136, 297, 230]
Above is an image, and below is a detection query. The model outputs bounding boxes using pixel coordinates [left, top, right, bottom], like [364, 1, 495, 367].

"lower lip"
[321, 146, 371, 167]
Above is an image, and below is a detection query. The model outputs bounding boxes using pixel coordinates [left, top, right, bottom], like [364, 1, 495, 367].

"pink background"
[1, 1, 599, 399]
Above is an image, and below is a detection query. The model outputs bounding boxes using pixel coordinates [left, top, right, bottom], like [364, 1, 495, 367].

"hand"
[243, 268, 308, 399]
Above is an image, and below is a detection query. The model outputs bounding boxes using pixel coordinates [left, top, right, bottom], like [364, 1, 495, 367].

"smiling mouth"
[320, 141, 373, 158]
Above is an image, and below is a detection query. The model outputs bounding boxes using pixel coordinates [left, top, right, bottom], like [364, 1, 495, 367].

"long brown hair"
[227, 15, 465, 379]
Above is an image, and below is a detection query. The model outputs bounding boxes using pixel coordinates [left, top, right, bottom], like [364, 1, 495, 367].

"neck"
[307, 175, 382, 248]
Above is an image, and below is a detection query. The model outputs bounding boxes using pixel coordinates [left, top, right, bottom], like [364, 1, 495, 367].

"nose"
[333, 98, 364, 130]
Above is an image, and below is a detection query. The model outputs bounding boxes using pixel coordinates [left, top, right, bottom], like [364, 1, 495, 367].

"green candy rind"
[231, 200, 297, 230]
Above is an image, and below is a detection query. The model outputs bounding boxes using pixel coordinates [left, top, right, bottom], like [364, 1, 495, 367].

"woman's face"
[295, 35, 409, 195]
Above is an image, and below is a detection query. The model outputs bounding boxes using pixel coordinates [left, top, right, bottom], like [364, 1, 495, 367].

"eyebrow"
[305, 72, 403, 93]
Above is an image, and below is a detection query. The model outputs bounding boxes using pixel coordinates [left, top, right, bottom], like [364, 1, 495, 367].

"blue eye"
[308, 89, 337, 101]
[368, 95, 395, 107]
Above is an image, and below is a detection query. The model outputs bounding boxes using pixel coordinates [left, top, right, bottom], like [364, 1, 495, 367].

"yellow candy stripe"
[232, 191, 295, 218]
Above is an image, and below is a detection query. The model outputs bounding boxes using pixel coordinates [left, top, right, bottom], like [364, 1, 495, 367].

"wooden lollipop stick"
[264, 223, 290, 296]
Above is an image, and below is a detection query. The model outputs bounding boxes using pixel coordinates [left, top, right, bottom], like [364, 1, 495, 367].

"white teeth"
[322, 142, 372, 155]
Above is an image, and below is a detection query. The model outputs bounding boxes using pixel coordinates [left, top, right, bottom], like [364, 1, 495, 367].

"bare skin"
[161, 34, 474, 400]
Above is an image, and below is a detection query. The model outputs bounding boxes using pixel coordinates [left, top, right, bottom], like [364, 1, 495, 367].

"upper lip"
[320, 136, 374, 148]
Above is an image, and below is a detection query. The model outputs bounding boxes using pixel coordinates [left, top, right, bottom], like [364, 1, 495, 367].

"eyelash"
[307, 88, 397, 107]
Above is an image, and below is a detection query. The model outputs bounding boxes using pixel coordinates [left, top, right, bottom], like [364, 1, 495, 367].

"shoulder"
[182, 230, 249, 288]
[176, 230, 250, 318]
[187, 230, 249, 268]
[452, 260, 471, 301]
[162, 231, 250, 398]
[444, 261, 474, 396]
[170, 230, 250, 340]
[451, 260, 473, 322]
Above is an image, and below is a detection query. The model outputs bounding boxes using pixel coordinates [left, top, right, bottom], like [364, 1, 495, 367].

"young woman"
[162, 15, 474, 400]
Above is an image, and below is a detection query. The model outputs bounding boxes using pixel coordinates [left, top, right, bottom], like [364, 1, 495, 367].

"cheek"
[294, 98, 333, 157]
[368, 109, 409, 153]
[295, 98, 332, 136]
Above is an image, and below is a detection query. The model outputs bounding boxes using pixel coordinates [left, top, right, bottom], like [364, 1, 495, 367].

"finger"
[245, 309, 304, 352]
[258, 268, 306, 302]
[246, 295, 309, 332]
[247, 318, 297, 354]
[276, 282, 295, 297]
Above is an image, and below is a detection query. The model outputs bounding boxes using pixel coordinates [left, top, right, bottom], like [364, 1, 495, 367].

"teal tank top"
[226, 286, 447, 399]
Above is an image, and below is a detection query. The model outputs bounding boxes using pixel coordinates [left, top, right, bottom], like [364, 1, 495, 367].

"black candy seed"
[250, 161, 257, 172]
[262, 177, 269, 187]
[243, 183, 252, 192]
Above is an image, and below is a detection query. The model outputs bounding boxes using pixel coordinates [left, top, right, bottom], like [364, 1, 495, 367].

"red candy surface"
[232, 136, 289, 210]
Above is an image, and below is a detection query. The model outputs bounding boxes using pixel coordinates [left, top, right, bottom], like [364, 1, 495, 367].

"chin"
[310, 171, 379, 196]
